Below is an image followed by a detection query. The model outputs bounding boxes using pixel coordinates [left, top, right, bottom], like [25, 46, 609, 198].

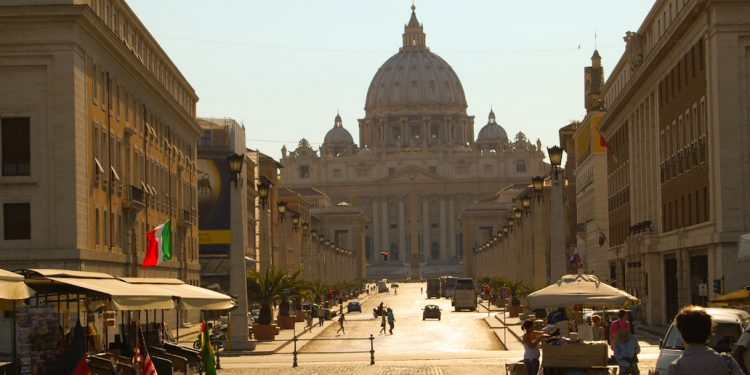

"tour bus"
[440, 276, 458, 298]
[452, 277, 477, 311]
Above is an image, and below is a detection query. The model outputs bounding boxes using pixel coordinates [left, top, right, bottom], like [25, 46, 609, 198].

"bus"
[453, 277, 477, 311]
[440, 276, 458, 298]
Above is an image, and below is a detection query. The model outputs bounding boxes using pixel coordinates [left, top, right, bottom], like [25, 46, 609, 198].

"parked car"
[650, 307, 750, 375]
[347, 300, 362, 313]
[311, 304, 337, 320]
[422, 304, 442, 320]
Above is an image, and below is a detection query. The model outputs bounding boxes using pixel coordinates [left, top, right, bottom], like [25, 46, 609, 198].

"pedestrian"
[317, 305, 325, 327]
[609, 309, 631, 347]
[421, 287, 423, 294]
[379, 310, 387, 335]
[337, 313, 346, 335]
[590, 315, 605, 341]
[732, 325, 750, 374]
[613, 328, 640, 375]
[666, 306, 744, 375]
[305, 311, 313, 333]
[521, 319, 546, 375]
[386, 308, 395, 334]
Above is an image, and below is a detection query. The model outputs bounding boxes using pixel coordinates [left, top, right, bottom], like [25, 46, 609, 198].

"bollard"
[215, 343, 222, 369]
[292, 335, 298, 368]
[369, 334, 375, 365]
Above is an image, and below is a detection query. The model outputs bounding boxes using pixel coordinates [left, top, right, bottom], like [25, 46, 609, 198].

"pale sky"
[126, 1, 655, 160]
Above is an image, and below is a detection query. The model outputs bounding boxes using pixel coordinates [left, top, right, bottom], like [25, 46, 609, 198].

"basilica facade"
[280, 6, 546, 276]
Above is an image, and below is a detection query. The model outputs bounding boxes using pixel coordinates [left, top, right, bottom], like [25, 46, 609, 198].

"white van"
[650, 307, 750, 375]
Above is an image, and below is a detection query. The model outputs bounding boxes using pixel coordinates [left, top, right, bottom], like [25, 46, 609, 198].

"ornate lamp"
[548, 145, 564, 179]
[277, 201, 287, 222]
[257, 182, 269, 209]
[291, 213, 300, 231]
[227, 153, 244, 187]
[532, 176, 544, 202]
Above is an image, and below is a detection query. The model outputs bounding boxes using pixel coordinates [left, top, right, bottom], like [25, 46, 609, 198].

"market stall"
[524, 274, 639, 375]
[0, 268, 35, 374]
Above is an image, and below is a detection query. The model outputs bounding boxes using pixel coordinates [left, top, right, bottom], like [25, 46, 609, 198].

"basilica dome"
[364, 5, 467, 115]
[477, 110, 508, 142]
[323, 113, 354, 145]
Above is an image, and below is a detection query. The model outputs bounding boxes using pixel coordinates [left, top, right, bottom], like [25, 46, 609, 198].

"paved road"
[218, 281, 664, 373]
[300, 282, 500, 357]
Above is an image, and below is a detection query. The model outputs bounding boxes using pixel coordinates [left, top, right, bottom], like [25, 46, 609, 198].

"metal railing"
[268, 333, 376, 367]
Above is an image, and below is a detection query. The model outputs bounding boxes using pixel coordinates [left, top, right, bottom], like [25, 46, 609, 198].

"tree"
[506, 279, 532, 306]
[247, 267, 297, 325]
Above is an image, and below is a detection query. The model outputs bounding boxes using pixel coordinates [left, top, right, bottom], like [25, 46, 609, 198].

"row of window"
[660, 138, 707, 183]
[300, 162, 528, 180]
[662, 187, 710, 232]
[658, 41, 705, 109]
[609, 218, 631, 247]
[660, 98, 707, 162]
[88, 0, 195, 116]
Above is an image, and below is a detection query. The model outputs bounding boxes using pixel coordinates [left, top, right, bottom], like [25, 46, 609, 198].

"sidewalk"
[183, 292, 377, 356]
[479, 303, 525, 351]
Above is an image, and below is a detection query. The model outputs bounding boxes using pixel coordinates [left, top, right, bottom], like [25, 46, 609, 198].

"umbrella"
[0, 268, 34, 301]
[526, 273, 639, 309]
[709, 287, 750, 304]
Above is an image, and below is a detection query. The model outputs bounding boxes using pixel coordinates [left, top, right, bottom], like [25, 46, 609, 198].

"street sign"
[499, 287, 511, 299]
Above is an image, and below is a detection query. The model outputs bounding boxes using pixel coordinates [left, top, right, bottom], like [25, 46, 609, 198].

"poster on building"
[197, 158, 231, 257]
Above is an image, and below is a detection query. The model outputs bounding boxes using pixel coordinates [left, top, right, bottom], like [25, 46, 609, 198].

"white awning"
[44, 276, 175, 310]
[120, 277, 234, 310]
[0, 269, 34, 301]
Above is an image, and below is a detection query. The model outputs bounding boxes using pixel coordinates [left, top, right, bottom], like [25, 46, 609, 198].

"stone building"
[0, 0, 201, 283]
[573, 51, 612, 281]
[280, 6, 546, 278]
[598, 0, 750, 325]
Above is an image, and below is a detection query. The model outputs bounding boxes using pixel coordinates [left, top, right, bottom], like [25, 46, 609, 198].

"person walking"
[336, 313, 346, 335]
[379, 310, 387, 335]
[609, 309, 631, 347]
[732, 325, 750, 374]
[305, 311, 314, 333]
[317, 305, 325, 327]
[386, 308, 395, 334]
[613, 329, 640, 375]
[666, 306, 744, 375]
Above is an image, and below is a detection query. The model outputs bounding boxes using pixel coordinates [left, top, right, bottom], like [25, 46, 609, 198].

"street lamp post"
[548, 145, 566, 282]
[226, 153, 253, 351]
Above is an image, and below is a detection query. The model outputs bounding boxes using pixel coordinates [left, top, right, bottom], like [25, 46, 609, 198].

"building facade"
[280, 6, 546, 278]
[0, 0, 201, 282]
[598, 0, 750, 324]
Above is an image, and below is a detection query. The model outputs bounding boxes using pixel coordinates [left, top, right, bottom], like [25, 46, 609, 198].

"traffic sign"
[499, 287, 511, 299]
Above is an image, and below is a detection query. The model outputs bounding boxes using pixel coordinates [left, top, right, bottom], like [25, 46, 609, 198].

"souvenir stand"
[0, 269, 36, 374]
[523, 273, 639, 375]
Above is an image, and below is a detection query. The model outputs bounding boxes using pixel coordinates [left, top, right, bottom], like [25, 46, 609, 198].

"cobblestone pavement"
[218, 364, 506, 375]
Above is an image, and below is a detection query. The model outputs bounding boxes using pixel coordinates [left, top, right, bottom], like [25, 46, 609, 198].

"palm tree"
[247, 267, 295, 325]
[506, 279, 531, 306]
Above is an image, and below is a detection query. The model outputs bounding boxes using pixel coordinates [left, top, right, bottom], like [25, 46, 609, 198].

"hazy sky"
[126, 1, 654, 160]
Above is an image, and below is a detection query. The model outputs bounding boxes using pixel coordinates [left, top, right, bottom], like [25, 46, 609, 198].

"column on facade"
[372, 200, 381, 263]
[422, 199, 429, 260]
[381, 198, 389, 256]
[398, 199, 406, 262]
[439, 198, 447, 260]
[448, 198, 456, 259]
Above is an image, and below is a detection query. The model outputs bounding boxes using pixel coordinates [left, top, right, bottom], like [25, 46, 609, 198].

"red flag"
[599, 134, 610, 148]
[598, 229, 607, 247]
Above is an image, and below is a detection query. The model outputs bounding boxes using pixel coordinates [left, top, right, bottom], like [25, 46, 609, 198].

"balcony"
[177, 208, 193, 227]
[123, 184, 145, 210]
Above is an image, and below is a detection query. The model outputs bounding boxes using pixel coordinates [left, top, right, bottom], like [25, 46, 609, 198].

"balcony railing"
[123, 184, 145, 210]
[2, 161, 30, 176]
[177, 208, 193, 227]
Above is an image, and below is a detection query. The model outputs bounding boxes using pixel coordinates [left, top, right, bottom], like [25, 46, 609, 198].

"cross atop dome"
[402, 4, 427, 50]
[334, 112, 343, 128]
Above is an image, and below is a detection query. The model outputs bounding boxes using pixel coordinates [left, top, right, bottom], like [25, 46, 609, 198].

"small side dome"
[323, 113, 354, 145]
[477, 109, 508, 142]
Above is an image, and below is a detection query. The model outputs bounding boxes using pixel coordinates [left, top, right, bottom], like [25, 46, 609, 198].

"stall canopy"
[22, 269, 175, 310]
[709, 286, 750, 305]
[0, 268, 34, 300]
[526, 273, 640, 309]
[119, 277, 234, 310]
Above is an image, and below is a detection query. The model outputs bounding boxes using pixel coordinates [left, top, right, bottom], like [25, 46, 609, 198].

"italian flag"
[143, 219, 172, 267]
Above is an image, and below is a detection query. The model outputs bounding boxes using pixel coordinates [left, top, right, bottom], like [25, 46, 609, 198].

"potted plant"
[247, 267, 292, 340]
[275, 269, 301, 329]
[506, 279, 531, 317]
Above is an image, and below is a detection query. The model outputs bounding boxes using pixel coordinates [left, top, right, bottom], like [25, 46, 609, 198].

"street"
[218, 282, 662, 373]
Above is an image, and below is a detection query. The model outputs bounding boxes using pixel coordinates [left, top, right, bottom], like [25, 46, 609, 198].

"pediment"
[379, 166, 444, 183]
